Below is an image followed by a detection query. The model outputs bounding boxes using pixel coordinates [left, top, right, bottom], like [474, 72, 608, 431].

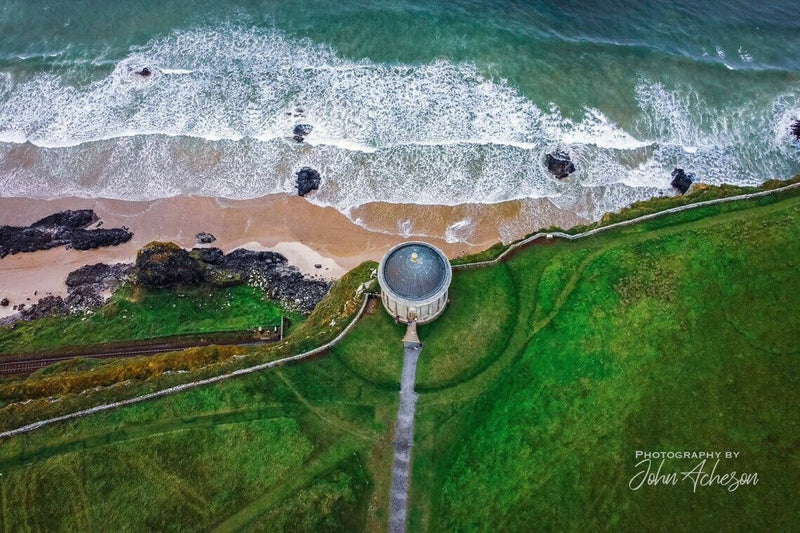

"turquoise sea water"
[0, 1, 799, 230]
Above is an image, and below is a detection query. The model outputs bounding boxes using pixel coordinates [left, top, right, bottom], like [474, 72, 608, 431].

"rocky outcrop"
[14, 262, 134, 321]
[224, 249, 330, 313]
[195, 232, 216, 244]
[19, 296, 69, 321]
[135, 242, 330, 313]
[0, 210, 133, 258]
[17, 286, 107, 321]
[295, 167, 322, 196]
[545, 150, 576, 179]
[5, 241, 329, 325]
[134, 242, 205, 288]
[671, 168, 694, 194]
[293, 123, 313, 142]
[32, 210, 97, 228]
[792, 119, 800, 141]
[66, 262, 133, 289]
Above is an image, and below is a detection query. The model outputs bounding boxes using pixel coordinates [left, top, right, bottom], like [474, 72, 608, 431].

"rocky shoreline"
[0, 211, 333, 328]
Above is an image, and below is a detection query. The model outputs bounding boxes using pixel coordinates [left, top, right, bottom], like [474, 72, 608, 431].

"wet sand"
[0, 194, 588, 317]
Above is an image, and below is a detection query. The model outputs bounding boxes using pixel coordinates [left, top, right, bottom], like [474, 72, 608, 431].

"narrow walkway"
[389, 333, 422, 533]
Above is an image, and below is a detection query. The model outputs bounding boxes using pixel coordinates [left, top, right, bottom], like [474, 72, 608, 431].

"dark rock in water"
[295, 167, 322, 196]
[545, 150, 576, 179]
[195, 232, 216, 244]
[670, 168, 694, 194]
[0, 298, 8, 306]
[791, 119, 800, 140]
[293, 124, 313, 136]
[137, 67, 152, 77]
[314, 264, 322, 269]
[134, 242, 204, 288]
[0, 210, 133, 258]
[292, 124, 313, 143]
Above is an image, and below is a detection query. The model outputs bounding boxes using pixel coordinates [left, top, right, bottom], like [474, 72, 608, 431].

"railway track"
[0, 335, 277, 377]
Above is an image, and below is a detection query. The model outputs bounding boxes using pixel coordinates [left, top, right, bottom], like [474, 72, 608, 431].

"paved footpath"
[389, 341, 422, 533]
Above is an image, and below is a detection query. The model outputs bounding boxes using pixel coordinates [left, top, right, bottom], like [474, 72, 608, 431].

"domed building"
[378, 241, 452, 324]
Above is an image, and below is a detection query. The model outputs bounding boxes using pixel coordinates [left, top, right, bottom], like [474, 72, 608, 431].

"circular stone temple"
[378, 241, 452, 324]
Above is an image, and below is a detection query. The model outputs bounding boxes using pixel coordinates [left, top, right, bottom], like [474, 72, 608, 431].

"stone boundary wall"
[454, 181, 800, 270]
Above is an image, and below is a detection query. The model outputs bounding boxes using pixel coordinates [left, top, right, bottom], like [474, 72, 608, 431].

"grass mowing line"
[0, 294, 371, 440]
[63, 462, 92, 531]
[209, 436, 360, 532]
[530, 249, 605, 336]
[0, 405, 304, 472]
[275, 370, 377, 442]
[415, 258, 551, 406]
[721, 315, 800, 356]
[332, 350, 401, 391]
[121, 445, 212, 520]
[453, 180, 800, 270]
[513, 194, 800, 369]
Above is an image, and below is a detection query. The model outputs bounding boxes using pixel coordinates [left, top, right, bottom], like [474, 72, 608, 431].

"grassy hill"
[1, 186, 799, 531]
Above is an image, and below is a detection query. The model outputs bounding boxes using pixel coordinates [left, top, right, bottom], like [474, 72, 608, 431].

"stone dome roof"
[379, 242, 450, 301]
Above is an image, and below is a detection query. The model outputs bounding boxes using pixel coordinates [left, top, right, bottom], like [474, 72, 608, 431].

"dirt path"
[389, 340, 422, 533]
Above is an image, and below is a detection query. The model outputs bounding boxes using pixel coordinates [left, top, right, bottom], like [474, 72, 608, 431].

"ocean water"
[1, 0, 799, 229]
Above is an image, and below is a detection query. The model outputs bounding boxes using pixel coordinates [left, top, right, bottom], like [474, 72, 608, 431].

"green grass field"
[1, 188, 799, 531]
[0, 284, 290, 356]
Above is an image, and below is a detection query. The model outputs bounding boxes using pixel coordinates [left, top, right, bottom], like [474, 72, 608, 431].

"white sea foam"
[0, 26, 796, 242]
[398, 220, 413, 238]
[0, 130, 27, 144]
[160, 68, 194, 75]
[444, 218, 474, 244]
[738, 47, 753, 63]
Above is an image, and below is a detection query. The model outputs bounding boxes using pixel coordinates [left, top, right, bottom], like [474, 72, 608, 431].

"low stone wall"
[454, 181, 800, 270]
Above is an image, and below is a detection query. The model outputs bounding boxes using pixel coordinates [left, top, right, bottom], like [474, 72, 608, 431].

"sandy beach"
[0, 193, 587, 318]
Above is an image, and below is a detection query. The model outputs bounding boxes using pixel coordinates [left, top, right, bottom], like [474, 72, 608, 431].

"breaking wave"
[0, 25, 798, 229]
